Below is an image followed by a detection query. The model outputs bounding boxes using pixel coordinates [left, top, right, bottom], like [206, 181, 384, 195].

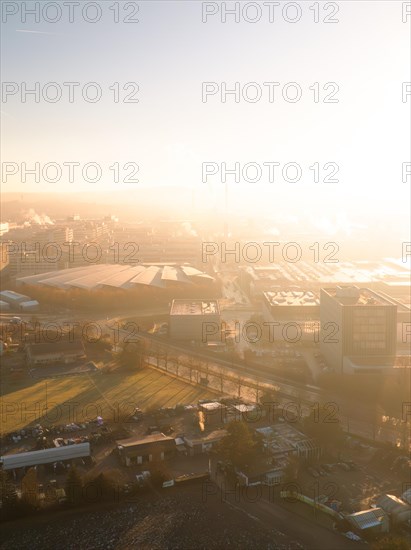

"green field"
[0, 367, 217, 435]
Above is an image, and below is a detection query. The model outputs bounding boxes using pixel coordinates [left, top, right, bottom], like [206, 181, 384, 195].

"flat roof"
[200, 402, 225, 411]
[170, 299, 220, 316]
[346, 355, 410, 368]
[232, 404, 257, 413]
[256, 423, 317, 454]
[184, 429, 227, 446]
[322, 286, 396, 307]
[243, 258, 411, 287]
[264, 291, 319, 306]
[117, 433, 175, 448]
[28, 340, 85, 356]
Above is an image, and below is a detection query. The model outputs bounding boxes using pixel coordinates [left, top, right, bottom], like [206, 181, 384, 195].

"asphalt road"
[212, 471, 368, 550]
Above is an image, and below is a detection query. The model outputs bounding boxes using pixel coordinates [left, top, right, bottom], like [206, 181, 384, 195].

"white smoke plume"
[181, 221, 198, 237]
[23, 208, 54, 225]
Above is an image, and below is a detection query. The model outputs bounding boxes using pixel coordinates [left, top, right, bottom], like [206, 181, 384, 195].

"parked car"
[160, 424, 174, 435]
[308, 466, 319, 478]
[146, 426, 160, 435]
[54, 462, 66, 474]
[10, 317, 22, 324]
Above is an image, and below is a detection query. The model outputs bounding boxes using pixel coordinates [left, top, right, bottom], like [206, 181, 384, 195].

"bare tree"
[237, 374, 244, 399]
[254, 379, 260, 403]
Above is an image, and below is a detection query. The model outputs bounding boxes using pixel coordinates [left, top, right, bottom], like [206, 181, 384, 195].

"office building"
[320, 286, 397, 374]
[169, 299, 221, 342]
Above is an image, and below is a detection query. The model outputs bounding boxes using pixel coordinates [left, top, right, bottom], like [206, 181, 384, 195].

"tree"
[304, 406, 344, 450]
[259, 388, 279, 421]
[237, 374, 244, 398]
[21, 467, 38, 508]
[0, 469, 19, 520]
[372, 536, 411, 550]
[282, 455, 302, 483]
[148, 461, 171, 488]
[154, 345, 169, 372]
[65, 467, 83, 507]
[119, 339, 146, 370]
[216, 421, 259, 470]
[84, 472, 117, 502]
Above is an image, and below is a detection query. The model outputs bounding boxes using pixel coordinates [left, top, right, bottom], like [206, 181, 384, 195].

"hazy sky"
[1, 1, 410, 224]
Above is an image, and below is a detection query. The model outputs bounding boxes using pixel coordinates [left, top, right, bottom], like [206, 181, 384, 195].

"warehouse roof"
[377, 494, 411, 513]
[17, 264, 214, 290]
[0, 290, 30, 302]
[0, 442, 90, 470]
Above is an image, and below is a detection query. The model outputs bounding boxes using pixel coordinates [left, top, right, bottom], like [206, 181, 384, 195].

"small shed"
[376, 494, 411, 526]
[347, 507, 389, 536]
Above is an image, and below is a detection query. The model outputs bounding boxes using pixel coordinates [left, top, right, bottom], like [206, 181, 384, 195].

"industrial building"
[26, 340, 86, 367]
[18, 299, 40, 312]
[238, 259, 411, 306]
[169, 299, 221, 341]
[16, 263, 214, 291]
[0, 289, 31, 306]
[0, 443, 90, 471]
[320, 286, 397, 374]
[256, 423, 321, 461]
[198, 401, 226, 428]
[263, 290, 320, 320]
[0, 289, 39, 312]
[261, 290, 320, 342]
[116, 434, 176, 466]
[183, 429, 227, 456]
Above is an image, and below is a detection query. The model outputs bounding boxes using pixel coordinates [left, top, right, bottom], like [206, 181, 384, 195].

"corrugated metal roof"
[1, 443, 90, 470]
[161, 265, 192, 284]
[130, 265, 165, 287]
[377, 494, 411, 512]
[94, 265, 144, 288]
[348, 508, 386, 530]
[17, 264, 214, 290]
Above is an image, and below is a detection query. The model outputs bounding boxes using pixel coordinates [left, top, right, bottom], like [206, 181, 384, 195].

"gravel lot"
[1, 484, 303, 550]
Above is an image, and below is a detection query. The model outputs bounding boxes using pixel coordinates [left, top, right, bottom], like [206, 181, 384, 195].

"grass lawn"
[0, 367, 217, 435]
